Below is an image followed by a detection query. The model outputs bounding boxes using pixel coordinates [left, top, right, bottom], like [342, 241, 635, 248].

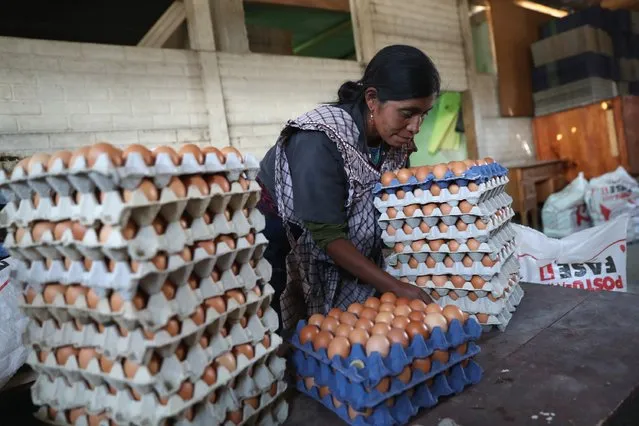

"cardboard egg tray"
[4, 209, 265, 262]
[398, 254, 519, 298]
[377, 192, 513, 225]
[290, 317, 481, 388]
[381, 206, 514, 243]
[31, 348, 286, 426]
[373, 162, 509, 194]
[292, 340, 480, 411]
[295, 359, 482, 426]
[23, 286, 277, 363]
[0, 178, 261, 229]
[388, 223, 516, 256]
[374, 174, 509, 208]
[0, 148, 259, 203]
[387, 240, 517, 279]
[428, 274, 522, 315]
[12, 234, 271, 297]
[470, 283, 525, 332]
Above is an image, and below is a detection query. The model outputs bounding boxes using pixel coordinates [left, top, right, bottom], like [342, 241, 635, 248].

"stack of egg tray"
[0, 143, 289, 426]
[375, 162, 524, 332]
[290, 318, 482, 425]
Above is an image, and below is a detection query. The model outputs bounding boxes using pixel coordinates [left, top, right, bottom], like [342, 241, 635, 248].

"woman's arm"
[326, 238, 432, 303]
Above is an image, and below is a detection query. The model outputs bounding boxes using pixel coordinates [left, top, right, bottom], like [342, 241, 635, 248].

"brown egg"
[432, 164, 449, 179]
[364, 297, 381, 310]
[64, 285, 87, 305]
[327, 307, 342, 319]
[471, 276, 486, 289]
[482, 255, 496, 267]
[454, 219, 468, 232]
[450, 161, 467, 177]
[424, 313, 449, 333]
[335, 323, 354, 338]
[178, 144, 204, 164]
[47, 150, 73, 170]
[394, 242, 404, 253]
[476, 313, 490, 323]
[411, 239, 426, 251]
[163, 176, 187, 199]
[450, 275, 465, 289]
[448, 240, 461, 252]
[66, 408, 85, 424]
[443, 257, 454, 268]
[390, 315, 409, 329]
[183, 175, 210, 196]
[123, 179, 159, 202]
[371, 323, 391, 336]
[327, 336, 351, 359]
[442, 305, 465, 323]
[408, 310, 426, 323]
[32, 221, 55, 242]
[163, 318, 181, 337]
[413, 357, 432, 374]
[468, 182, 479, 191]
[43, 284, 65, 304]
[24, 288, 37, 304]
[379, 302, 394, 313]
[365, 335, 390, 357]
[82, 289, 100, 310]
[432, 350, 450, 364]
[398, 366, 412, 384]
[354, 318, 374, 332]
[216, 235, 236, 250]
[308, 314, 325, 327]
[395, 189, 406, 199]
[381, 193, 390, 201]
[393, 303, 411, 317]
[55, 346, 76, 365]
[347, 303, 364, 316]
[468, 292, 479, 301]
[425, 303, 442, 314]
[407, 257, 419, 269]
[77, 348, 97, 369]
[375, 377, 390, 393]
[457, 343, 468, 355]
[348, 328, 370, 346]
[405, 321, 429, 341]
[190, 305, 206, 325]
[204, 296, 226, 314]
[201, 146, 225, 164]
[225, 289, 246, 305]
[429, 239, 444, 251]
[461, 255, 473, 267]
[459, 201, 473, 214]
[375, 311, 394, 324]
[380, 172, 395, 186]
[221, 146, 242, 160]
[233, 343, 255, 360]
[152, 146, 180, 165]
[359, 307, 378, 322]
[422, 203, 436, 215]
[339, 311, 358, 326]
[313, 330, 334, 351]
[226, 410, 243, 425]
[122, 144, 153, 166]
[320, 317, 339, 333]
[432, 275, 448, 287]
[484, 157, 495, 164]
[438, 222, 449, 234]
[215, 352, 237, 372]
[475, 219, 488, 230]
[318, 386, 331, 399]
[467, 238, 481, 251]
[403, 204, 419, 217]
[387, 327, 410, 348]
[402, 223, 413, 235]
[98, 355, 114, 373]
[386, 225, 396, 236]
[88, 143, 123, 168]
[379, 292, 396, 305]
[439, 203, 453, 215]
[415, 166, 431, 182]
[206, 174, 231, 192]
[396, 168, 413, 184]
[262, 334, 271, 349]
[177, 381, 195, 401]
[448, 183, 460, 194]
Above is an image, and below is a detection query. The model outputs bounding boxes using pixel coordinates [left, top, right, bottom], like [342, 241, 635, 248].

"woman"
[258, 45, 440, 330]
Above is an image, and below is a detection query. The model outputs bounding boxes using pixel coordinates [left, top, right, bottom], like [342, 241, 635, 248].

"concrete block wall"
[218, 53, 361, 158]
[0, 37, 210, 155]
[370, 0, 467, 92]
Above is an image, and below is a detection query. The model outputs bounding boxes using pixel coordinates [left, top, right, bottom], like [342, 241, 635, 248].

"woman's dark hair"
[337, 45, 441, 104]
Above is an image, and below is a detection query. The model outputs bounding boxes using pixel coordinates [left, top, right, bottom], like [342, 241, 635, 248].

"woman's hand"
[392, 280, 433, 304]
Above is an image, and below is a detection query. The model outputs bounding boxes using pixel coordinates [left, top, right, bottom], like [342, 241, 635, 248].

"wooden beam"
[244, 0, 350, 12]
[184, 0, 217, 51]
[210, 0, 250, 53]
[349, 0, 375, 63]
[138, 1, 187, 48]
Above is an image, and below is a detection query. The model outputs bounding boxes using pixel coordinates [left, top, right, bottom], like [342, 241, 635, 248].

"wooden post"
[349, 0, 376, 64]
[210, 0, 250, 53]
[184, 0, 217, 51]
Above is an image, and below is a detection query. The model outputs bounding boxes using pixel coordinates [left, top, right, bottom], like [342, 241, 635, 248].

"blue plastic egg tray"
[295, 359, 483, 425]
[290, 318, 482, 386]
[373, 163, 509, 194]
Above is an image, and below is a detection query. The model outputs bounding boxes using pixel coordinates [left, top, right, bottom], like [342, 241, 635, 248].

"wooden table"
[286, 284, 639, 425]
[503, 160, 567, 229]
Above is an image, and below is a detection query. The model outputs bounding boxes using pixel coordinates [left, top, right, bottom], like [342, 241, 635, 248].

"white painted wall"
[0, 37, 209, 155]
[370, 0, 467, 92]
[218, 53, 361, 158]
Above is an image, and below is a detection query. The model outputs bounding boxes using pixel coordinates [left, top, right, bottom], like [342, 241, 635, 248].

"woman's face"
[367, 92, 436, 148]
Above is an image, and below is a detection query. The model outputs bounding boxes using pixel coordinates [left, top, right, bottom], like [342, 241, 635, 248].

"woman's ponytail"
[337, 80, 364, 103]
